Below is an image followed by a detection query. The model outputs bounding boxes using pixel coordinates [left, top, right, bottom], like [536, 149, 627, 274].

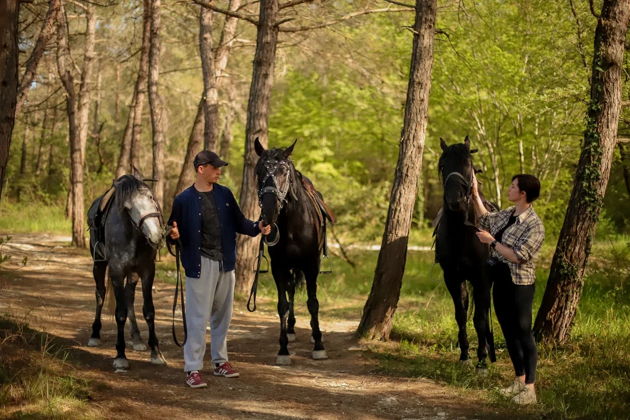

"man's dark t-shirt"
[199, 190, 222, 261]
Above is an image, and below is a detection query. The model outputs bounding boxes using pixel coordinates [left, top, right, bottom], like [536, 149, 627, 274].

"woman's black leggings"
[490, 262, 537, 384]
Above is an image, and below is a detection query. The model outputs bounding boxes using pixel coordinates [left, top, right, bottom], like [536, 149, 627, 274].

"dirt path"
[0, 234, 505, 419]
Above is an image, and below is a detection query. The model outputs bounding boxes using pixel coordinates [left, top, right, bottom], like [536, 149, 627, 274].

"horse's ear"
[282, 139, 297, 159]
[440, 138, 448, 151]
[464, 135, 470, 149]
[132, 165, 144, 180]
[254, 137, 265, 157]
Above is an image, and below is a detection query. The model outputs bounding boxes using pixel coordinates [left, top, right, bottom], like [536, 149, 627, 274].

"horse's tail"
[105, 269, 116, 316]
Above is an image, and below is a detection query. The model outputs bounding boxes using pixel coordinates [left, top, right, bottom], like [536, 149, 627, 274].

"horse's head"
[438, 136, 477, 213]
[254, 138, 297, 227]
[114, 175, 163, 248]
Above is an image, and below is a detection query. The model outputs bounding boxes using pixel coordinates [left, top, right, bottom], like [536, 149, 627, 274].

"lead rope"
[247, 238, 265, 312]
[172, 240, 187, 347]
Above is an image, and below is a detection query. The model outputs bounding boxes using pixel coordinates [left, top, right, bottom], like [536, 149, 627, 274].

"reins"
[247, 237, 267, 312]
[169, 239, 187, 347]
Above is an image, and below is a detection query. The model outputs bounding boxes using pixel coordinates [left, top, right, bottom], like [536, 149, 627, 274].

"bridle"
[443, 171, 472, 198]
[257, 158, 293, 246]
[127, 192, 163, 243]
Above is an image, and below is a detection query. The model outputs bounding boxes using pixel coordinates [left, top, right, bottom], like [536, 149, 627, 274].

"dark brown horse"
[435, 136, 497, 371]
[254, 139, 334, 365]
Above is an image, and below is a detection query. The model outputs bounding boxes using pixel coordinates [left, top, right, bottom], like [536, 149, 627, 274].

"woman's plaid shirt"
[480, 206, 545, 285]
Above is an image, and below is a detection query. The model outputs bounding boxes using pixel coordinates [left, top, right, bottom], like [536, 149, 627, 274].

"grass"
[0, 201, 71, 235]
[0, 316, 100, 419]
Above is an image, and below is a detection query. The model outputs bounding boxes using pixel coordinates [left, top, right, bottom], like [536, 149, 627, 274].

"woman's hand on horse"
[471, 172, 480, 197]
[169, 222, 180, 240]
[475, 230, 494, 244]
[259, 221, 272, 236]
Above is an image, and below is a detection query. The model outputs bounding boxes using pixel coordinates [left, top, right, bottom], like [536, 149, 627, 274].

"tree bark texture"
[235, 0, 280, 296]
[175, 97, 205, 196]
[116, 0, 151, 178]
[56, 3, 96, 248]
[0, 0, 19, 202]
[533, 0, 630, 345]
[148, 0, 166, 208]
[356, 0, 437, 340]
[16, 0, 62, 113]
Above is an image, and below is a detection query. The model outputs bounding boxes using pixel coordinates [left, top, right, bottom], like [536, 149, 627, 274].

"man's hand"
[258, 221, 272, 236]
[169, 221, 180, 240]
[475, 229, 494, 244]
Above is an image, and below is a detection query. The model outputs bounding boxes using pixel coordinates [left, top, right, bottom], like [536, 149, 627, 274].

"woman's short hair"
[512, 174, 541, 203]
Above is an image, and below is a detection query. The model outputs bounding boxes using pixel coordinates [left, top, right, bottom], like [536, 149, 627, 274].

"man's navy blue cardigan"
[168, 184, 260, 277]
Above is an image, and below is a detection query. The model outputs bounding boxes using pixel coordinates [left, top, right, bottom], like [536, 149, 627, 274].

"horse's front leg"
[444, 267, 470, 363]
[110, 271, 129, 371]
[286, 277, 297, 343]
[88, 261, 107, 347]
[472, 272, 492, 373]
[273, 265, 292, 365]
[125, 273, 146, 351]
[304, 266, 326, 360]
[139, 264, 166, 365]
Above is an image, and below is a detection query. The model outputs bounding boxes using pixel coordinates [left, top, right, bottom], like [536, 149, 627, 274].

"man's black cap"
[193, 150, 228, 169]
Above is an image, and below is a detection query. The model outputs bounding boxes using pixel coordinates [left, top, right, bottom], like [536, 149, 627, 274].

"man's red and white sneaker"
[213, 362, 240, 378]
[186, 370, 208, 388]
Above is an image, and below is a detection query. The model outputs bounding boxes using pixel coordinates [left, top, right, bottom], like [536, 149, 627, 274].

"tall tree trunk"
[116, 0, 151, 178]
[199, 7, 220, 151]
[175, 97, 205, 196]
[235, 0, 280, 296]
[17, 118, 30, 202]
[35, 108, 48, 175]
[16, 0, 62, 112]
[533, 0, 630, 345]
[357, 0, 437, 340]
[56, 3, 96, 248]
[0, 0, 19, 202]
[148, 0, 166, 208]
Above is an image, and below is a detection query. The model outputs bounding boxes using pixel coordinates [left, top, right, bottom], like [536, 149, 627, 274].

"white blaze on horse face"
[128, 189, 163, 246]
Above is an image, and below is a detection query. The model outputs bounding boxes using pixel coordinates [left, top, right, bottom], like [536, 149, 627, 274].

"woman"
[471, 173, 545, 405]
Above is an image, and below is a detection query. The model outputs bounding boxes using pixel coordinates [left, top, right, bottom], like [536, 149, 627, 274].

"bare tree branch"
[384, 0, 414, 8]
[279, 7, 411, 32]
[193, 0, 258, 25]
[279, 0, 314, 10]
[589, 0, 601, 18]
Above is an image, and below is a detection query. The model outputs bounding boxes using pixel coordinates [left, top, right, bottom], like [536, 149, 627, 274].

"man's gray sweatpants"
[183, 256, 235, 372]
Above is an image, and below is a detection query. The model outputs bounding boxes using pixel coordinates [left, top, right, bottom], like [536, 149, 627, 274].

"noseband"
[258, 159, 291, 207]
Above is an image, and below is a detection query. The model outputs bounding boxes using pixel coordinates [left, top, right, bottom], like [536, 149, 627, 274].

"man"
[168, 150, 271, 388]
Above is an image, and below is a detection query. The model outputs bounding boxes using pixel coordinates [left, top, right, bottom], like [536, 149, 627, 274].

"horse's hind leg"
[304, 266, 326, 360]
[88, 261, 107, 347]
[140, 265, 165, 365]
[125, 273, 146, 351]
[445, 271, 470, 362]
[472, 275, 492, 372]
[287, 276, 297, 343]
[111, 272, 129, 371]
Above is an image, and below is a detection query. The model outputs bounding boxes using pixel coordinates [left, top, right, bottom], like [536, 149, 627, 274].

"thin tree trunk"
[357, 0, 437, 340]
[56, 3, 96, 248]
[35, 108, 48, 175]
[16, 0, 62, 113]
[534, 0, 630, 345]
[17, 119, 30, 202]
[0, 0, 19, 202]
[175, 97, 205, 196]
[148, 0, 166, 208]
[116, 0, 151, 178]
[200, 7, 220, 151]
[619, 142, 630, 196]
[235, 0, 280, 296]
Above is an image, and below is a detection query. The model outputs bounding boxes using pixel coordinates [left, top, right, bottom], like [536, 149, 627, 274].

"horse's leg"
[444, 268, 470, 362]
[88, 261, 107, 347]
[139, 263, 165, 365]
[273, 265, 292, 365]
[125, 273, 146, 351]
[304, 265, 326, 360]
[111, 271, 129, 371]
[286, 274, 297, 343]
[472, 273, 492, 373]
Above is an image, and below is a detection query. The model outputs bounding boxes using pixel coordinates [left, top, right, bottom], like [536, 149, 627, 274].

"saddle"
[299, 173, 336, 225]
[88, 185, 116, 262]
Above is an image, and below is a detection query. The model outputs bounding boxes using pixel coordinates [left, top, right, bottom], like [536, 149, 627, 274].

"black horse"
[87, 175, 166, 370]
[254, 139, 334, 365]
[435, 136, 496, 371]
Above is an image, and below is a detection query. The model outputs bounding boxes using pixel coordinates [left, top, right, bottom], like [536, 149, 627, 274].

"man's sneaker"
[500, 379, 526, 397]
[186, 370, 207, 388]
[213, 361, 240, 378]
[512, 386, 537, 405]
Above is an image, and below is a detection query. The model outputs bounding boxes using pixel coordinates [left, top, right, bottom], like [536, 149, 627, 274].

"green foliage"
[0, 201, 71, 235]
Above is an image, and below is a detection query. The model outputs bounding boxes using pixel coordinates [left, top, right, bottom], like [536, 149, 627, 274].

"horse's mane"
[113, 175, 146, 210]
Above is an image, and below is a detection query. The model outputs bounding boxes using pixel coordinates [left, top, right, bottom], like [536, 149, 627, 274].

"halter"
[443, 171, 471, 191]
[257, 159, 292, 207]
[129, 195, 163, 239]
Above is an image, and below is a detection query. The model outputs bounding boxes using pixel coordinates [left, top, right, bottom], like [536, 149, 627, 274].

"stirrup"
[319, 255, 332, 274]
[93, 241, 108, 262]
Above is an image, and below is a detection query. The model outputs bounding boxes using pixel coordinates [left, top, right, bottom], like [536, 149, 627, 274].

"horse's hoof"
[87, 338, 100, 347]
[287, 333, 296, 342]
[113, 358, 129, 371]
[475, 362, 489, 376]
[276, 355, 292, 365]
[150, 356, 167, 366]
[132, 342, 147, 351]
[312, 350, 328, 360]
